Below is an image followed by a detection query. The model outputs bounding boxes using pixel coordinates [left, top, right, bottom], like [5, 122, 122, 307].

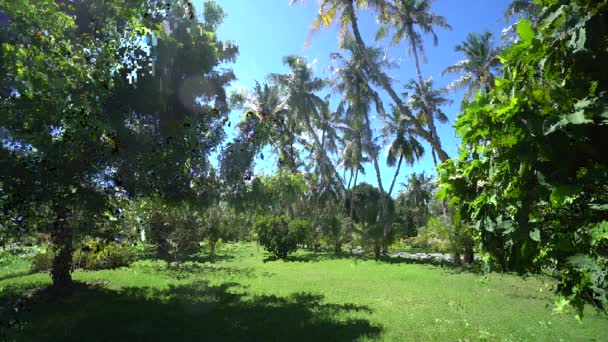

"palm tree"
[291, 0, 449, 161]
[382, 105, 425, 197]
[404, 77, 451, 165]
[377, 0, 451, 165]
[269, 55, 346, 196]
[338, 117, 370, 227]
[442, 31, 501, 103]
[330, 37, 396, 249]
[242, 81, 300, 171]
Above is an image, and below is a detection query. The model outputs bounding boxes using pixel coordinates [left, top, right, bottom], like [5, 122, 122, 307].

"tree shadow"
[133, 261, 260, 280]
[0, 269, 34, 282]
[1, 280, 383, 341]
[186, 252, 236, 263]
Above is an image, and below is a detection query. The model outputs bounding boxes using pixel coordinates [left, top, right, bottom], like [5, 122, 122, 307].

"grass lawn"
[1, 242, 606, 341]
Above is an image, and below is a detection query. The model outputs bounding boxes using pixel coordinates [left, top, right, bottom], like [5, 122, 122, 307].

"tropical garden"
[0, 0, 607, 340]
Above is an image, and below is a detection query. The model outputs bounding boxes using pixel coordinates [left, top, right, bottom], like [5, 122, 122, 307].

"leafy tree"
[0, 0, 152, 290]
[439, 1, 608, 316]
[254, 215, 309, 260]
[347, 183, 395, 258]
[396, 172, 434, 236]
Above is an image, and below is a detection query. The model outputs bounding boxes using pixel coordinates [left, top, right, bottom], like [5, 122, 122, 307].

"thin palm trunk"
[349, 168, 359, 224]
[363, 114, 390, 251]
[407, 25, 442, 168]
[347, 169, 354, 190]
[388, 154, 404, 197]
[345, 1, 448, 162]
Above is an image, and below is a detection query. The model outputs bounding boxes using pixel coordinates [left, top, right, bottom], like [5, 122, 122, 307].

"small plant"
[254, 215, 309, 260]
[30, 250, 54, 273]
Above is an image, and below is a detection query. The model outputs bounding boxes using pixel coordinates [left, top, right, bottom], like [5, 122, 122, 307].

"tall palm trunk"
[346, 169, 354, 190]
[363, 114, 390, 253]
[388, 154, 404, 196]
[344, 1, 448, 162]
[349, 168, 359, 229]
[407, 25, 442, 164]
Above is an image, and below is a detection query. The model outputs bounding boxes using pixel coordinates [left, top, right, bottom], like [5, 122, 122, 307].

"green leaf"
[550, 185, 581, 208]
[545, 111, 593, 135]
[530, 228, 541, 242]
[517, 19, 535, 44]
[588, 221, 608, 247]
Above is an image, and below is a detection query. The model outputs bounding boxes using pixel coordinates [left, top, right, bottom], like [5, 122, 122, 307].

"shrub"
[73, 241, 138, 270]
[254, 215, 308, 259]
[30, 250, 54, 273]
[147, 204, 204, 262]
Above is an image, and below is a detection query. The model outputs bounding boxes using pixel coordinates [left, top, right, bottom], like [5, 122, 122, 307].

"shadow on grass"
[134, 261, 260, 280]
[1, 280, 383, 342]
[0, 269, 35, 282]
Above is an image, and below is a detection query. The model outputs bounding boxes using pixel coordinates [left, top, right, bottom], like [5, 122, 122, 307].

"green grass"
[1, 243, 606, 341]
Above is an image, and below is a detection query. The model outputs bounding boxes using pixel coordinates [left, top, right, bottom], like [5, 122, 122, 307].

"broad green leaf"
[517, 19, 535, 44]
[530, 228, 541, 242]
[588, 221, 608, 247]
[545, 111, 593, 135]
[550, 185, 581, 208]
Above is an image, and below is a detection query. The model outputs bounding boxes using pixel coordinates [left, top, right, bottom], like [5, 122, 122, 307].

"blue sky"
[204, 0, 515, 196]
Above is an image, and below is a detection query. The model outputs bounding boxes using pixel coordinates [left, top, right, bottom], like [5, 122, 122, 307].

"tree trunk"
[408, 26, 442, 164]
[452, 248, 462, 266]
[334, 242, 341, 254]
[363, 114, 390, 251]
[345, 1, 449, 162]
[349, 169, 359, 224]
[374, 242, 381, 260]
[50, 206, 73, 291]
[209, 239, 217, 259]
[387, 154, 404, 197]
[463, 237, 474, 265]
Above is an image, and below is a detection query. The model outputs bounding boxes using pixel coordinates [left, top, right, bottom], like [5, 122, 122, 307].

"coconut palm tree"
[241, 81, 301, 171]
[404, 77, 451, 165]
[269, 55, 346, 196]
[330, 37, 397, 249]
[382, 105, 425, 197]
[442, 31, 501, 103]
[376, 0, 451, 166]
[338, 116, 370, 228]
[291, 0, 449, 161]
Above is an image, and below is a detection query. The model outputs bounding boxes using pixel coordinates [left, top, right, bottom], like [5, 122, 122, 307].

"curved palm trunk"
[388, 154, 404, 197]
[345, 1, 448, 162]
[362, 114, 390, 253]
[407, 25, 443, 166]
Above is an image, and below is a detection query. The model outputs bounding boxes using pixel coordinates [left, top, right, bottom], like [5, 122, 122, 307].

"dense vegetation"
[1, 0, 606, 339]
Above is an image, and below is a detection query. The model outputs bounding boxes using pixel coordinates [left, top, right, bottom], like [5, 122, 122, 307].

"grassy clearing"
[1, 242, 606, 341]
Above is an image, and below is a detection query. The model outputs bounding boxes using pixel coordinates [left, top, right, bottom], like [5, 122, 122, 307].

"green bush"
[73, 241, 137, 270]
[30, 250, 54, 273]
[31, 240, 142, 273]
[254, 215, 308, 259]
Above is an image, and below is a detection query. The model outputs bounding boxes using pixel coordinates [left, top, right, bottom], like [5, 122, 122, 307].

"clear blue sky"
[203, 0, 514, 196]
